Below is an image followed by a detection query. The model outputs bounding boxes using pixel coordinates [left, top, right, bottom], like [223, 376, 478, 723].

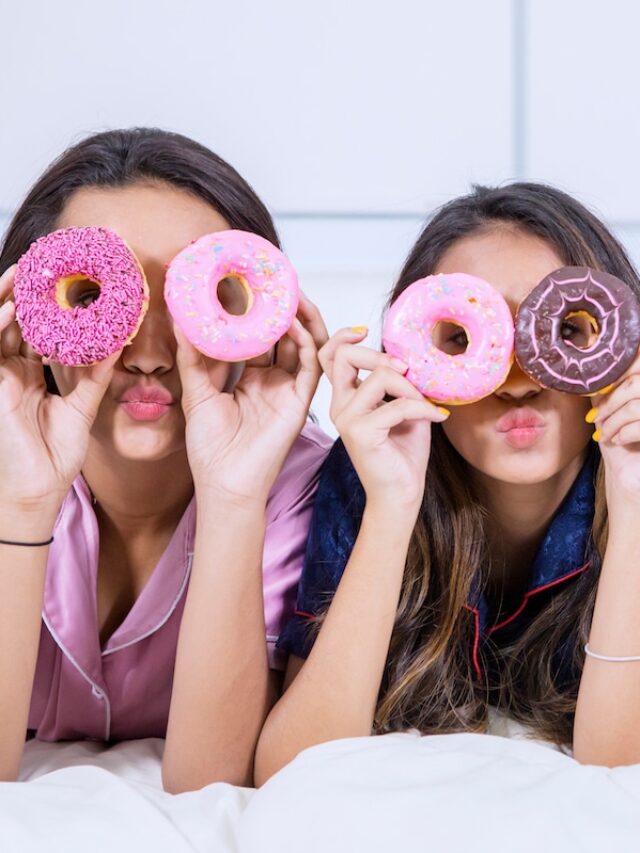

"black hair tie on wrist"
[0, 536, 54, 547]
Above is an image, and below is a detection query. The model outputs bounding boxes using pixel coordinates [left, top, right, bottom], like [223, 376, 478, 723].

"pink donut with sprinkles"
[382, 273, 514, 404]
[14, 227, 149, 366]
[165, 230, 299, 361]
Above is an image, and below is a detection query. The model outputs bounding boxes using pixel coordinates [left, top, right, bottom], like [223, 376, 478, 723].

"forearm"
[254, 501, 414, 786]
[0, 505, 57, 781]
[163, 496, 273, 792]
[574, 497, 640, 766]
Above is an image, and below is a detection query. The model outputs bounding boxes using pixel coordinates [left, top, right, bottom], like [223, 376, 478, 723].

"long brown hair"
[375, 183, 636, 743]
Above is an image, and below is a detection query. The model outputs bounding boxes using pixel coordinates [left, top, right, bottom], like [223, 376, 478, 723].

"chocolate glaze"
[514, 266, 640, 394]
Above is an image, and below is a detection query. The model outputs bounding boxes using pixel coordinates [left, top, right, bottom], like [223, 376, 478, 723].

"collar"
[466, 445, 598, 640]
[43, 476, 195, 687]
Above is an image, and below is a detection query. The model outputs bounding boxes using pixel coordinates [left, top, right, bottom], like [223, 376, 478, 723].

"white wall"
[2, 0, 640, 434]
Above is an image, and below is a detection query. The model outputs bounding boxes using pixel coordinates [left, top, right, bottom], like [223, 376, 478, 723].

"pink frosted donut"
[382, 273, 514, 404]
[165, 230, 299, 361]
[14, 227, 149, 366]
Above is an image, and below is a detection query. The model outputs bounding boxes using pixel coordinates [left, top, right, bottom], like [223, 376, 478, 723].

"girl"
[255, 182, 640, 782]
[0, 127, 331, 790]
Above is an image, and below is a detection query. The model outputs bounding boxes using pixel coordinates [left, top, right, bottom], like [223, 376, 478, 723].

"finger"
[330, 343, 407, 413]
[344, 367, 427, 418]
[0, 265, 16, 303]
[318, 326, 370, 379]
[599, 397, 640, 444]
[275, 329, 300, 375]
[286, 318, 322, 405]
[296, 292, 329, 351]
[592, 373, 640, 423]
[609, 420, 640, 447]
[351, 397, 448, 434]
[173, 321, 220, 407]
[0, 301, 16, 358]
[246, 349, 273, 369]
[64, 349, 123, 425]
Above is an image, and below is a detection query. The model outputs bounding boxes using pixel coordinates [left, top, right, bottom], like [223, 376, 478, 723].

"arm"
[163, 497, 276, 791]
[0, 266, 120, 779]
[574, 366, 640, 765]
[254, 329, 449, 785]
[162, 296, 327, 791]
[0, 505, 58, 780]
[254, 499, 415, 786]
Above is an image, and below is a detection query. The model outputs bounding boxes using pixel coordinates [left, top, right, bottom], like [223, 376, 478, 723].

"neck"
[81, 441, 194, 538]
[475, 451, 588, 607]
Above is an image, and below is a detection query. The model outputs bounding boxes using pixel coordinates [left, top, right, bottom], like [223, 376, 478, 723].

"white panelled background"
[1, 0, 639, 434]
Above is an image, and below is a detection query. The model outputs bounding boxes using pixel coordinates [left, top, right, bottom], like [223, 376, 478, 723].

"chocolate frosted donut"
[515, 266, 640, 394]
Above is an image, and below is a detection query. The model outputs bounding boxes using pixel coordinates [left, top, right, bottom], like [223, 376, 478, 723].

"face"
[50, 182, 239, 462]
[433, 226, 593, 486]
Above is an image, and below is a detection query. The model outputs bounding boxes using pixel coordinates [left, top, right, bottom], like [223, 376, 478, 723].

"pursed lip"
[119, 384, 176, 405]
[117, 384, 178, 422]
[495, 407, 546, 433]
[495, 406, 546, 449]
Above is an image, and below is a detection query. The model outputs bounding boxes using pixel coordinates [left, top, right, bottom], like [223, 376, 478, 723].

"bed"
[3, 715, 639, 852]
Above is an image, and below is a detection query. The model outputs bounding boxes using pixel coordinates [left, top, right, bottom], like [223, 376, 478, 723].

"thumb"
[173, 322, 220, 409]
[64, 349, 122, 425]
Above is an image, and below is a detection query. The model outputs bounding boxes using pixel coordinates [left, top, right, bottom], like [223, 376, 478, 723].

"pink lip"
[495, 407, 546, 449]
[119, 384, 176, 422]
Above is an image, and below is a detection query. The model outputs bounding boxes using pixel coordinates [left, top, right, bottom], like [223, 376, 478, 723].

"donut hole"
[216, 274, 253, 316]
[56, 275, 101, 309]
[432, 320, 469, 356]
[561, 310, 599, 350]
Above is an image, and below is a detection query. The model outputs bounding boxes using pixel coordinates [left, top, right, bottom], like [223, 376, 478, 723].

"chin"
[462, 441, 564, 486]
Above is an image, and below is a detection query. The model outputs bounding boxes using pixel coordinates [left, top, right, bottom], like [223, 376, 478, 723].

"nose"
[494, 359, 543, 402]
[120, 295, 175, 376]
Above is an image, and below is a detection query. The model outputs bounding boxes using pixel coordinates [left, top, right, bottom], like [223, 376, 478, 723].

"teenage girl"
[256, 182, 640, 782]
[0, 127, 331, 790]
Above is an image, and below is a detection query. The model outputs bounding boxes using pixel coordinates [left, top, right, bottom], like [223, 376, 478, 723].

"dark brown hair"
[375, 183, 637, 743]
[0, 127, 280, 392]
[0, 127, 279, 276]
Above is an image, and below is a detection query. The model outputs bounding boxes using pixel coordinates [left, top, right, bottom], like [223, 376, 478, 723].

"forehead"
[433, 226, 565, 312]
[56, 182, 229, 267]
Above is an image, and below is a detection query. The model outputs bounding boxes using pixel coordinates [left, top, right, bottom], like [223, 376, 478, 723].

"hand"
[0, 265, 121, 512]
[591, 352, 640, 504]
[319, 327, 449, 510]
[174, 293, 327, 503]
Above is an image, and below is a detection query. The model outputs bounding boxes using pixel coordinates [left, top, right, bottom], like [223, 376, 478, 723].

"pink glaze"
[382, 273, 515, 404]
[165, 230, 299, 361]
[14, 227, 148, 366]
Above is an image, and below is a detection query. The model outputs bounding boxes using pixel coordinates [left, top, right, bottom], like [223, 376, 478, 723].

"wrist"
[194, 484, 268, 517]
[363, 496, 421, 539]
[0, 502, 60, 543]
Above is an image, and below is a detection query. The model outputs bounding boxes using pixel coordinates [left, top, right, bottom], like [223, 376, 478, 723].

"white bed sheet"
[1, 722, 638, 853]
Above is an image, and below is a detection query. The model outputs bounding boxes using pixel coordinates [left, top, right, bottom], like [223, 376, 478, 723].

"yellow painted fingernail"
[585, 407, 598, 424]
[350, 326, 368, 334]
[592, 428, 602, 442]
[437, 406, 451, 417]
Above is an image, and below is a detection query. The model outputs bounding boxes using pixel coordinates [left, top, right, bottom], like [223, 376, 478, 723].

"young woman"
[256, 182, 640, 782]
[0, 127, 331, 790]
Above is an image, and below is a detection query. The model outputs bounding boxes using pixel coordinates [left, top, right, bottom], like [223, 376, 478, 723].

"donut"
[14, 227, 149, 366]
[514, 266, 640, 395]
[165, 230, 299, 362]
[382, 273, 514, 404]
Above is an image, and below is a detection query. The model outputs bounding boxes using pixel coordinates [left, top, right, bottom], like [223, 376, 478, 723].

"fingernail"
[437, 406, 451, 418]
[585, 407, 598, 424]
[592, 428, 602, 442]
[350, 326, 368, 335]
